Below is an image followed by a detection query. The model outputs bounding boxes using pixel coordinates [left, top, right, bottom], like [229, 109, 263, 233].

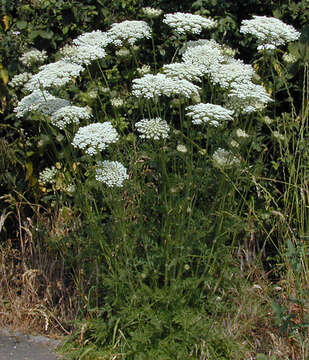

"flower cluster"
[111, 98, 124, 108]
[60, 44, 106, 65]
[162, 62, 203, 82]
[39, 166, 58, 185]
[25, 60, 84, 91]
[73, 30, 111, 47]
[137, 64, 151, 76]
[210, 59, 255, 89]
[9, 72, 32, 88]
[72, 122, 119, 155]
[163, 12, 216, 35]
[227, 82, 273, 114]
[50, 105, 92, 129]
[14, 90, 70, 117]
[135, 118, 170, 140]
[132, 73, 200, 99]
[20, 49, 47, 67]
[240, 16, 300, 49]
[95, 160, 129, 187]
[182, 40, 224, 75]
[141, 7, 163, 18]
[107, 20, 151, 46]
[186, 103, 234, 126]
[212, 148, 240, 168]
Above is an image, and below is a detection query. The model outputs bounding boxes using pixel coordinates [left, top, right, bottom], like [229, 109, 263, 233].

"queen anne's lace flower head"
[73, 30, 111, 47]
[137, 64, 151, 76]
[240, 16, 301, 48]
[182, 40, 224, 75]
[95, 160, 129, 187]
[141, 7, 163, 18]
[25, 60, 84, 91]
[9, 72, 32, 88]
[72, 122, 119, 155]
[50, 105, 92, 129]
[210, 59, 255, 89]
[60, 44, 106, 65]
[107, 20, 151, 46]
[135, 118, 170, 140]
[213, 148, 240, 168]
[20, 49, 47, 67]
[186, 103, 234, 126]
[39, 166, 58, 185]
[14, 90, 70, 117]
[163, 12, 217, 35]
[227, 81, 273, 114]
[162, 62, 204, 82]
[132, 73, 200, 99]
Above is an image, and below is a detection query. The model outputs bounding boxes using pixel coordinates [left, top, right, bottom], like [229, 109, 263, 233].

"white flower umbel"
[107, 20, 151, 46]
[132, 73, 200, 99]
[39, 166, 58, 185]
[211, 59, 255, 89]
[162, 62, 204, 82]
[95, 160, 129, 187]
[110, 98, 124, 108]
[9, 72, 32, 88]
[182, 40, 224, 75]
[50, 105, 92, 129]
[240, 16, 301, 48]
[60, 44, 106, 65]
[137, 64, 151, 76]
[20, 49, 47, 67]
[72, 122, 119, 155]
[163, 12, 216, 35]
[14, 90, 70, 117]
[25, 60, 84, 91]
[73, 30, 111, 47]
[135, 118, 170, 140]
[236, 128, 249, 138]
[213, 148, 240, 168]
[141, 7, 163, 18]
[227, 81, 273, 113]
[282, 53, 297, 63]
[186, 103, 234, 126]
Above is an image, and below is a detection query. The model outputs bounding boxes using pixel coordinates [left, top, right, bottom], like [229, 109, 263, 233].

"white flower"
[60, 44, 106, 65]
[227, 81, 273, 114]
[72, 122, 119, 155]
[213, 148, 240, 168]
[186, 103, 234, 126]
[162, 62, 204, 82]
[9, 72, 32, 87]
[230, 140, 239, 148]
[20, 49, 47, 67]
[163, 12, 216, 35]
[111, 98, 124, 108]
[107, 20, 151, 46]
[132, 73, 200, 99]
[135, 118, 170, 140]
[25, 60, 84, 91]
[236, 128, 249, 138]
[210, 59, 255, 89]
[73, 30, 111, 47]
[137, 64, 151, 76]
[240, 16, 301, 48]
[182, 40, 224, 75]
[282, 53, 297, 63]
[50, 105, 92, 129]
[95, 160, 129, 187]
[257, 43, 276, 52]
[176, 144, 187, 153]
[179, 39, 212, 55]
[141, 7, 163, 18]
[14, 90, 70, 117]
[39, 166, 58, 185]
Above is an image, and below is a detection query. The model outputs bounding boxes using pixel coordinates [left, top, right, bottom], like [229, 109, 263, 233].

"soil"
[0, 328, 62, 360]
